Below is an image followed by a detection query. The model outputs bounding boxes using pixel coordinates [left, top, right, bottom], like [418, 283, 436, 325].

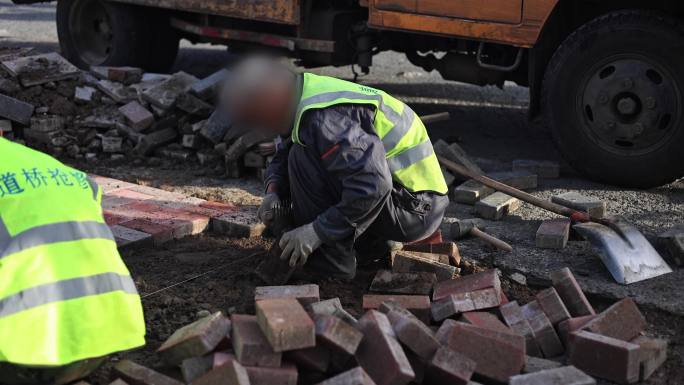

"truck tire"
[56, 0, 178, 71]
[542, 11, 684, 188]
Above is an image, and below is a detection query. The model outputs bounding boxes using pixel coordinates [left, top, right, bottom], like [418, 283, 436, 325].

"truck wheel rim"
[578, 54, 681, 156]
[69, 0, 113, 65]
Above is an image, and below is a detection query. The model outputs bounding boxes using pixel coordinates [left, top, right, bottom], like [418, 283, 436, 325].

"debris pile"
[0, 50, 273, 177]
[108, 247, 666, 385]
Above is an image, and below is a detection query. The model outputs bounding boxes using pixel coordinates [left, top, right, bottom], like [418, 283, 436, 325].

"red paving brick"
[536, 287, 571, 326]
[425, 345, 476, 385]
[632, 336, 668, 381]
[157, 312, 231, 365]
[437, 320, 526, 383]
[316, 367, 376, 385]
[120, 219, 174, 246]
[245, 363, 298, 385]
[383, 303, 440, 360]
[569, 330, 640, 384]
[549, 268, 595, 317]
[315, 314, 363, 355]
[191, 360, 250, 385]
[113, 360, 183, 385]
[231, 314, 281, 367]
[499, 301, 542, 357]
[581, 298, 646, 341]
[255, 298, 316, 352]
[254, 285, 320, 306]
[522, 301, 564, 358]
[286, 345, 331, 372]
[461, 311, 512, 334]
[558, 316, 596, 347]
[362, 295, 431, 324]
[356, 310, 415, 385]
[432, 269, 501, 302]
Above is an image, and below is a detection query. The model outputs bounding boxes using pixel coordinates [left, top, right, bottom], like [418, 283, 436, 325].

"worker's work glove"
[279, 223, 323, 267]
[258, 192, 281, 225]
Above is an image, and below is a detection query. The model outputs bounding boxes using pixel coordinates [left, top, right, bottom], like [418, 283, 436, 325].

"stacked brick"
[0, 51, 274, 180]
[104, 264, 665, 385]
[96, 174, 265, 249]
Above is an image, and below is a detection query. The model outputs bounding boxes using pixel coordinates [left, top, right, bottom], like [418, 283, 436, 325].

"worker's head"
[220, 56, 297, 136]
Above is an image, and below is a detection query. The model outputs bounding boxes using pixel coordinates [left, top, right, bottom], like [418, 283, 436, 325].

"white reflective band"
[0, 220, 115, 259]
[0, 272, 138, 318]
[386, 140, 435, 172]
[381, 107, 415, 151]
[298, 90, 415, 152]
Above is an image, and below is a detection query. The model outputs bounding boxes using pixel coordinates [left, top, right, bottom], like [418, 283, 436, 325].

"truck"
[14, 0, 684, 187]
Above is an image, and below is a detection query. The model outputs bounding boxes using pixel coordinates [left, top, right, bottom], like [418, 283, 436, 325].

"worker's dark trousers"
[287, 145, 449, 279]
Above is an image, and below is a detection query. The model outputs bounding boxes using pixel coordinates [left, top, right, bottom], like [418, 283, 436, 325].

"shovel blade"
[573, 217, 672, 285]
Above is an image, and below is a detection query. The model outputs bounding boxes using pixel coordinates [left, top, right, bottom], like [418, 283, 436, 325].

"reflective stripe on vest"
[0, 272, 137, 318]
[292, 73, 448, 194]
[0, 219, 114, 259]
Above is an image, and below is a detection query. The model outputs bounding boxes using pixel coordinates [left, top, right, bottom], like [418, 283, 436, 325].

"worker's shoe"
[302, 241, 357, 280]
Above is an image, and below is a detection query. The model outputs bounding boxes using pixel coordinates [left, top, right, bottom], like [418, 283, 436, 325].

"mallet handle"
[471, 227, 513, 252]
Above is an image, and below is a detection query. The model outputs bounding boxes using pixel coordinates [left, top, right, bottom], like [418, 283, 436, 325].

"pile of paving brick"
[0, 48, 273, 177]
[107, 256, 666, 385]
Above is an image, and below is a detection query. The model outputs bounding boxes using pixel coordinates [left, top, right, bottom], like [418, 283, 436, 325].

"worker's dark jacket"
[265, 103, 448, 278]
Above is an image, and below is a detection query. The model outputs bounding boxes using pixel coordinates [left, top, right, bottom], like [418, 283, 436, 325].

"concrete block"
[309, 298, 358, 326]
[96, 80, 137, 103]
[315, 367, 376, 385]
[425, 345, 476, 385]
[119, 101, 154, 131]
[452, 179, 494, 205]
[558, 316, 596, 347]
[191, 360, 250, 385]
[190, 68, 229, 100]
[2, 52, 79, 86]
[30, 115, 63, 132]
[286, 345, 331, 372]
[91, 66, 142, 85]
[362, 295, 431, 325]
[134, 127, 178, 156]
[231, 314, 281, 367]
[536, 219, 571, 249]
[256, 298, 316, 352]
[632, 336, 667, 381]
[549, 268, 595, 317]
[255, 284, 320, 307]
[569, 331, 640, 384]
[510, 366, 596, 385]
[176, 93, 213, 117]
[552, 192, 606, 218]
[437, 320, 526, 383]
[536, 287, 571, 326]
[315, 314, 363, 355]
[522, 356, 563, 373]
[74, 86, 96, 103]
[391, 251, 456, 282]
[102, 136, 123, 153]
[402, 242, 460, 265]
[522, 301, 564, 358]
[113, 360, 183, 385]
[489, 170, 539, 190]
[369, 270, 436, 295]
[157, 312, 231, 365]
[500, 301, 543, 357]
[355, 310, 415, 385]
[245, 363, 298, 385]
[658, 224, 684, 266]
[513, 159, 560, 178]
[200, 108, 231, 144]
[581, 298, 646, 341]
[143, 71, 199, 109]
[381, 301, 440, 360]
[475, 192, 521, 220]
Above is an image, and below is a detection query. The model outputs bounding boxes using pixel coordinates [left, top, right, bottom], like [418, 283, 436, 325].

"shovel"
[438, 156, 672, 284]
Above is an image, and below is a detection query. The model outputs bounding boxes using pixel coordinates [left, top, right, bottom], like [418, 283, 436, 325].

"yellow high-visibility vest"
[0, 138, 145, 366]
[293, 73, 448, 194]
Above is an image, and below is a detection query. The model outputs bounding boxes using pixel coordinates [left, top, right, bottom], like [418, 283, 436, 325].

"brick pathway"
[93, 175, 264, 249]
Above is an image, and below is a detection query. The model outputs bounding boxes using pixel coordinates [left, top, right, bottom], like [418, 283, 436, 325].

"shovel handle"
[470, 227, 513, 252]
[438, 156, 592, 222]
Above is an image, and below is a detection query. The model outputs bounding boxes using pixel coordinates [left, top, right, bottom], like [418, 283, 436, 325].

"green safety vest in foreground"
[293, 73, 448, 195]
[0, 138, 145, 366]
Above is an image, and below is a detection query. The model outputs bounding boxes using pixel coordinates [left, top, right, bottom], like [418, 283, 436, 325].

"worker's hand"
[279, 223, 323, 267]
[258, 192, 281, 225]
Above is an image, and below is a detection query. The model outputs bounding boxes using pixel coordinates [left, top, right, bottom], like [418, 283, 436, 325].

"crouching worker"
[0, 138, 145, 384]
[222, 57, 449, 280]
